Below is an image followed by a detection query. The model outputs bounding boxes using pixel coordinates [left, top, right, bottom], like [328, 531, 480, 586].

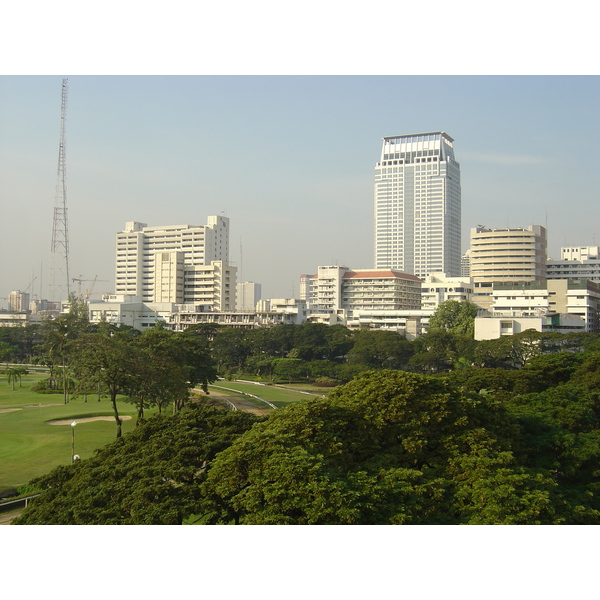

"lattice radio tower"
[50, 78, 71, 301]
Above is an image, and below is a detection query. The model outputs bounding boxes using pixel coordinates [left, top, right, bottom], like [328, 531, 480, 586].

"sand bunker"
[0, 408, 22, 414]
[46, 415, 133, 425]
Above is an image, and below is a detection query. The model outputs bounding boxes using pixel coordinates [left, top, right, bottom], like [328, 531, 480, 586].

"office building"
[374, 132, 461, 278]
[474, 278, 600, 338]
[8, 290, 30, 313]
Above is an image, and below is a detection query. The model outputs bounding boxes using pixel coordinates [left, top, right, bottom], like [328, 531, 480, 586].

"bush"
[312, 377, 339, 387]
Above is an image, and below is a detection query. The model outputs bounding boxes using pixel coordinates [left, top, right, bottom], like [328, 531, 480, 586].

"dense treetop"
[15, 362, 600, 524]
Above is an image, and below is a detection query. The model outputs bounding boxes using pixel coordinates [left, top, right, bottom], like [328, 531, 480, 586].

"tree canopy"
[14, 404, 262, 525]
[428, 300, 478, 337]
[14, 366, 600, 524]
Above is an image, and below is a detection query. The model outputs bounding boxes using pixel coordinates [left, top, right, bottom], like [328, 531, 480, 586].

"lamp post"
[71, 420, 77, 464]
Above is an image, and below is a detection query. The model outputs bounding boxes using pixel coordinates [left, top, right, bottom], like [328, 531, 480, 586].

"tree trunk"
[110, 387, 122, 438]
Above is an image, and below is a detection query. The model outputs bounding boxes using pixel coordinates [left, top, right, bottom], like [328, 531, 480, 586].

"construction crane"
[23, 277, 37, 294]
[72, 275, 108, 299]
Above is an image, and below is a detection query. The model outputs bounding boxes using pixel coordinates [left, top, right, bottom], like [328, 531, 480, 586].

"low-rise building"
[474, 278, 600, 338]
[547, 246, 600, 283]
[420, 274, 473, 311]
[169, 298, 307, 331]
[475, 313, 586, 340]
[88, 295, 177, 329]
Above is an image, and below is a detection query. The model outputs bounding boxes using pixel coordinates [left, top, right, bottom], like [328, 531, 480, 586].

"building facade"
[469, 224, 547, 309]
[374, 132, 461, 278]
[236, 282, 262, 311]
[547, 246, 600, 283]
[303, 266, 422, 326]
[474, 278, 600, 335]
[420, 274, 473, 312]
[115, 216, 232, 305]
[8, 291, 30, 313]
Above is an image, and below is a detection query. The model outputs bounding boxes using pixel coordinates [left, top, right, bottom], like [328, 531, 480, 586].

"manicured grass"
[0, 373, 331, 490]
[213, 380, 328, 408]
[0, 372, 144, 489]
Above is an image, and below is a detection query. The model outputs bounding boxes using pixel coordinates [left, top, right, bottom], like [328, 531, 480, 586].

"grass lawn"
[212, 380, 329, 408]
[0, 371, 144, 489]
[0, 373, 332, 491]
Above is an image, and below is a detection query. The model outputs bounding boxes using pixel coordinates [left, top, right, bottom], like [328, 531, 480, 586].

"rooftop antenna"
[50, 78, 71, 301]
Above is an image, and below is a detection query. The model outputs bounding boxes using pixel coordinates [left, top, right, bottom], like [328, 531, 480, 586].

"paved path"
[194, 389, 271, 416]
[0, 508, 23, 525]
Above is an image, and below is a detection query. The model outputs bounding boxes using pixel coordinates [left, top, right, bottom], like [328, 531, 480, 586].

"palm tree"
[6, 367, 26, 390]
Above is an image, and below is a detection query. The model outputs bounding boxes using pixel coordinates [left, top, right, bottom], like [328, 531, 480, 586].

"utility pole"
[50, 78, 71, 302]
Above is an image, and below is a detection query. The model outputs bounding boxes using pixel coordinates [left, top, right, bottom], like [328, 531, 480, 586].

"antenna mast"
[50, 78, 71, 301]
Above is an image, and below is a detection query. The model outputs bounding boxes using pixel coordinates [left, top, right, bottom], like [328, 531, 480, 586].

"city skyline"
[1, 75, 599, 307]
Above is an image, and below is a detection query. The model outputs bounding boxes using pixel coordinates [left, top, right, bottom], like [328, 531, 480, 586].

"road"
[194, 388, 271, 416]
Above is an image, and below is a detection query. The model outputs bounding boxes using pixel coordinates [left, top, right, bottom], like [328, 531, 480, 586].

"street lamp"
[71, 420, 77, 464]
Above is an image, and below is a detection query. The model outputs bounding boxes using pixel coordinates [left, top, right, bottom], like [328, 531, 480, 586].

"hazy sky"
[1, 75, 599, 305]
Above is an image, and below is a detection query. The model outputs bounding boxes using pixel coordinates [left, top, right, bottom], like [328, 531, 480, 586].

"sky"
[2, 74, 599, 306]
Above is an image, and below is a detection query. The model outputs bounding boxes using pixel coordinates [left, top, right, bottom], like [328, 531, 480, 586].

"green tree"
[14, 404, 262, 525]
[199, 370, 551, 524]
[346, 329, 413, 369]
[211, 327, 250, 374]
[272, 357, 306, 383]
[428, 300, 478, 337]
[5, 366, 27, 390]
[408, 329, 472, 373]
[69, 330, 140, 438]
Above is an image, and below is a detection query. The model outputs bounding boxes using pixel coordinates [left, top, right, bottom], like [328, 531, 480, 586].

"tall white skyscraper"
[374, 132, 461, 278]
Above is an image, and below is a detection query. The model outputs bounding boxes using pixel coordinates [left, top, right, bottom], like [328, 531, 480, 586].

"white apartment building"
[547, 246, 600, 283]
[115, 216, 232, 305]
[420, 274, 473, 311]
[374, 132, 461, 278]
[304, 266, 422, 326]
[469, 225, 547, 309]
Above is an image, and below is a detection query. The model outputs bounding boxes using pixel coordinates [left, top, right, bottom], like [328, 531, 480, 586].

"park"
[0, 368, 325, 493]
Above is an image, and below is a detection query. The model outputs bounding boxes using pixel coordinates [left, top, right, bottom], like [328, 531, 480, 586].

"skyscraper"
[374, 132, 461, 278]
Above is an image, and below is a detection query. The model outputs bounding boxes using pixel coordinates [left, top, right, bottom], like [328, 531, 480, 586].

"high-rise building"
[8, 290, 30, 313]
[469, 224, 547, 309]
[374, 132, 461, 278]
[114, 216, 235, 308]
